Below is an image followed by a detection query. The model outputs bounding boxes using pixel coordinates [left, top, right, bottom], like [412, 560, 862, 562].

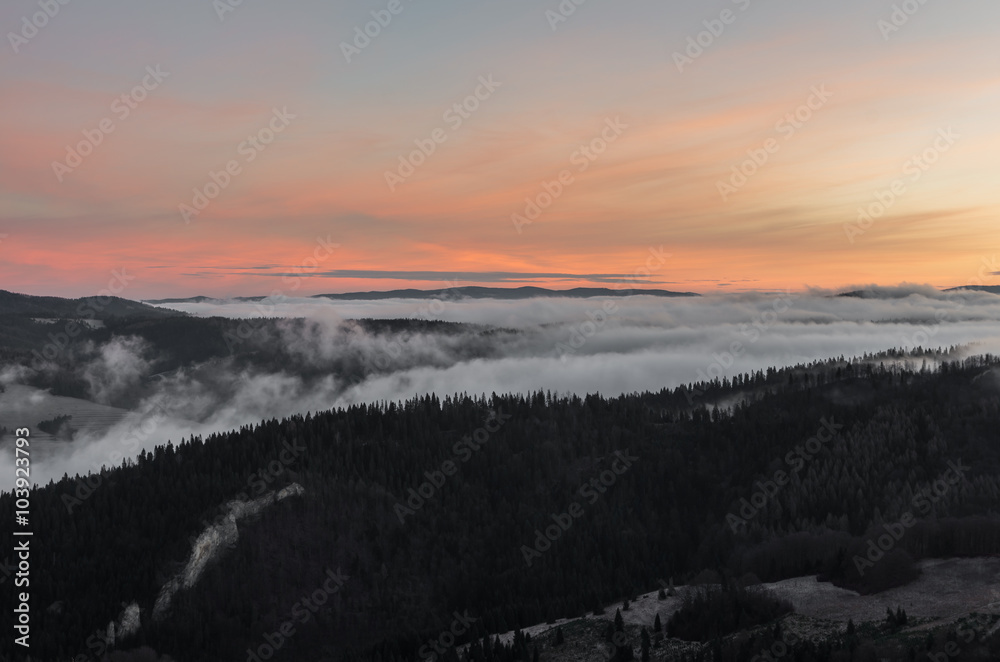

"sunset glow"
[2, 0, 998, 297]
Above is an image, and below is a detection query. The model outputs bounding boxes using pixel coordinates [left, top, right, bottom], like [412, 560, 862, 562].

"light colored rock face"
[107, 602, 139, 646]
[105, 603, 141, 649]
[182, 516, 239, 591]
[151, 483, 305, 621]
[117, 602, 141, 639]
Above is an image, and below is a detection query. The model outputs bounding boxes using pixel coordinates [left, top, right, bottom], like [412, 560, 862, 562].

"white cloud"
[4, 289, 1000, 492]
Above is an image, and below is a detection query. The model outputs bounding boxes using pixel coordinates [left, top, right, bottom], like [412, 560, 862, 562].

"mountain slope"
[945, 285, 1000, 295]
[0, 289, 183, 318]
[314, 286, 700, 300]
[146, 287, 701, 304]
[4, 353, 1000, 661]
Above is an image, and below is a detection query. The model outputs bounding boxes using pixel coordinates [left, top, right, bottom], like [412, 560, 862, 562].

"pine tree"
[641, 628, 651, 662]
[847, 618, 855, 637]
[553, 626, 564, 647]
[614, 641, 635, 662]
[653, 613, 662, 633]
[615, 608, 625, 632]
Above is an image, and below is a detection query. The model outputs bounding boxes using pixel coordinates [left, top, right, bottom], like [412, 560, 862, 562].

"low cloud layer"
[82, 336, 153, 405]
[3, 286, 1000, 493]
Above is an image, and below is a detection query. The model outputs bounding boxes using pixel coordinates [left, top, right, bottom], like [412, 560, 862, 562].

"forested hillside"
[1, 353, 1000, 661]
[0, 297, 508, 407]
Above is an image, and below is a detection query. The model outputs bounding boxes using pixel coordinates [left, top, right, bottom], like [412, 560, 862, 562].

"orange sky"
[1, 0, 998, 298]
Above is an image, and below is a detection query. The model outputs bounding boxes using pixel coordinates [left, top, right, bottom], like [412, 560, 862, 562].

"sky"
[1, 0, 998, 298]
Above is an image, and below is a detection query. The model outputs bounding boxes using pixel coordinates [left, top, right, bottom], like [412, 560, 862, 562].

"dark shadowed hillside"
[0, 290, 183, 319]
[3, 353, 1000, 661]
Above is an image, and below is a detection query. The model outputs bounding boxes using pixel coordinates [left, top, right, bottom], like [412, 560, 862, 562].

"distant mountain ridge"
[944, 285, 1000, 295]
[0, 289, 182, 318]
[836, 285, 1000, 299]
[141, 295, 218, 305]
[314, 286, 701, 300]
[147, 286, 700, 304]
[20, 284, 1000, 307]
